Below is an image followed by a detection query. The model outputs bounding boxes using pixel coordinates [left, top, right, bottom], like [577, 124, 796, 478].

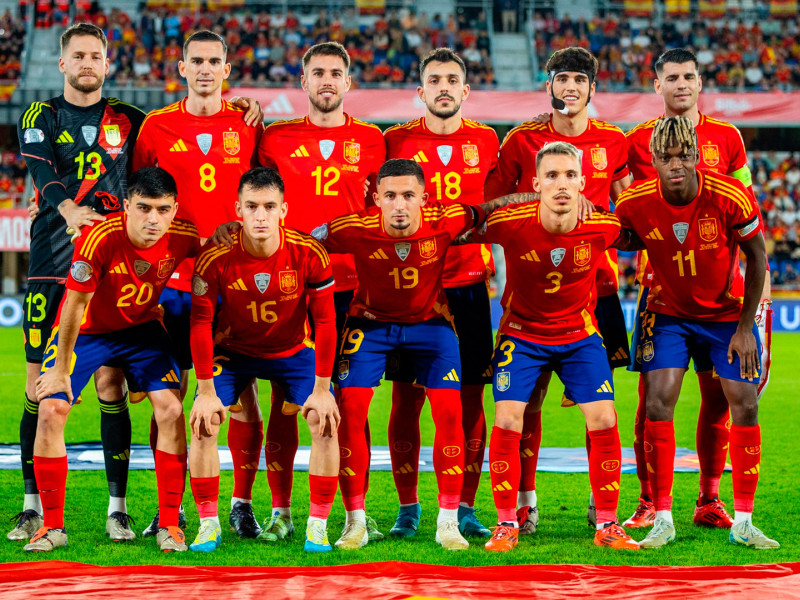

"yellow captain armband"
[730, 165, 753, 188]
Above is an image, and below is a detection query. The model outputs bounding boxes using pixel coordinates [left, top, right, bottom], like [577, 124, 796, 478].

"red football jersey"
[614, 171, 761, 322]
[190, 228, 334, 379]
[626, 113, 757, 288]
[384, 117, 499, 288]
[65, 214, 200, 334]
[319, 202, 479, 323]
[475, 203, 621, 345]
[485, 117, 629, 296]
[258, 114, 386, 292]
[132, 98, 262, 291]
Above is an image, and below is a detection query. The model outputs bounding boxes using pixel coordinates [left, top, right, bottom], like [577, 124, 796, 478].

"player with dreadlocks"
[614, 116, 778, 550]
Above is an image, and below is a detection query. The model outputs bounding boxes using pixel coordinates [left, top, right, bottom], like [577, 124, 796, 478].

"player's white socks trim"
[231, 497, 252, 509]
[108, 496, 127, 516]
[308, 516, 327, 528]
[24, 494, 42, 514]
[733, 511, 752, 526]
[202, 516, 221, 528]
[271, 506, 291, 517]
[518, 490, 537, 508]
[345, 509, 366, 525]
[655, 510, 674, 524]
[437, 508, 458, 525]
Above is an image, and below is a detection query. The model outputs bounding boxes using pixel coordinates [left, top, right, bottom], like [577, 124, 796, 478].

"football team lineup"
[11, 23, 779, 558]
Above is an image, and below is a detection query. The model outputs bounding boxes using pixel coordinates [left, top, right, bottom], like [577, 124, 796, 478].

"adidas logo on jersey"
[369, 249, 389, 259]
[611, 348, 629, 362]
[228, 278, 247, 291]
[596, 380, 613, 394]
[645, 228, 664, 240]
[291, 145, 310, 158]
[56, 131, 74, 144]
[169, 139, 188, 152]
[520, 250, 541, 262]
[109, 262, 128, 275]
[443, 369, 460, 382]
[412, 151, 429, 163]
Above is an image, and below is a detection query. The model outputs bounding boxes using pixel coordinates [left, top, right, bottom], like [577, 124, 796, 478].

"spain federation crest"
[395, 242, 411, 261]
[496, 371, 511, 392]
[701, 144, 720, 167]
[591, 147, 607, 171]
[574, 243, 591, 267]
[673, 222, 689, 244]
[462, 144, 479, 167]
[419, 237, 437, 259]
[699, 217, 718, 242]
[102, 124, 121, 146]
[338, 359, 350, 381]
[344, 141, 360, 164]
[254, 273, 271, 293]
[157, 257, 174, 278]
[279, 270, 298, 293]
[223, 131, 240, 155]
[550, 247, 566, 267]
[29, 328, 41, 349]
[642, 340, 654, 362]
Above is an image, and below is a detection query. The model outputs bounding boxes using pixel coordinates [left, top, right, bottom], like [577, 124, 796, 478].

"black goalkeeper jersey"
[18, 95, 145, 281]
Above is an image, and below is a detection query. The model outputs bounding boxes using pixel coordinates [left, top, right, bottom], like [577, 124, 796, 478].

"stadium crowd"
[0, 9, 26, 87]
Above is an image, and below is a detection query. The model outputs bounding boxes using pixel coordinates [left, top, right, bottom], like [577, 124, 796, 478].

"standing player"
[615, 116, 777, 549]
[257, 41, 385, 542]
[132, 30, 264, 539]
[473, 142, 640, 552]
[484, 47, 631, 532]
[623, 48, 772, 530]
[188, 168, 340, 554]
[28, 167, 200, 553]
[14, 22, 145, 542]
[313, 159, 511, 551]
[383, 48, 499, 538]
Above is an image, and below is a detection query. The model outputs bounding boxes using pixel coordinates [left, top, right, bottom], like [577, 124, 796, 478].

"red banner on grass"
[228, 88, 800, 127]
[2, 560, 799, 600]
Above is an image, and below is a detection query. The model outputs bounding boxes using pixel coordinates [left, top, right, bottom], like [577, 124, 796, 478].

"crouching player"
[614, 117, 777, 549]
[188, 168, 340, 553]
[31, 167, 200, 553]
[473, 142, 641, 551]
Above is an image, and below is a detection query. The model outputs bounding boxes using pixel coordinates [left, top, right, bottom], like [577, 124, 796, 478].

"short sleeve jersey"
[614, 171, 761, 322]
[476, 202, 621, 345]
[384, 117, 499, 288]
[65, 214, 200, 334]
[317, 202, 478, 323]
[191, 228, 334, 370]
[18, 96, 145, 281]
[258, 114, 386, 292]
[485, 117, 629, 296]
[626, 113, 756, 289]
[132, 98, 262, 291]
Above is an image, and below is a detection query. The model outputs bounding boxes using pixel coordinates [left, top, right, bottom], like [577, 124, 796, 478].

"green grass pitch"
[0, 326, 797, 566]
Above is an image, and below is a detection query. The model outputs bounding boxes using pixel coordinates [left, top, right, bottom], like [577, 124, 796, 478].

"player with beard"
[255, 42, 386, 543]
[383, 48, 499, 539]
[14, 22, 144, 543]
[623, 49, 772, 531]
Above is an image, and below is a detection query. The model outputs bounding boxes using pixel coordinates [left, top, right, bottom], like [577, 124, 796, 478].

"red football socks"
[228, 418, 263, 501]
[633, 375, 652, 499]
[460, 384, 487, 507]
[427, 388, 465, 509]
[696, 371, 730, 502]
[730, 424, 761, 513]
[309, 474, 338, 519]
[33, 455, 68, 529]
[337, 387, 373, 511]
[190, 475, 219, 519]
[644, 419, 675, 512]
[265, 387, 298, 508]
[387, 382, 425, 505]
[488, 426, 522, 524]
[588, 423, 622, 525]
[155, 449, 187, 528]
[518, 409, 542, 494]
